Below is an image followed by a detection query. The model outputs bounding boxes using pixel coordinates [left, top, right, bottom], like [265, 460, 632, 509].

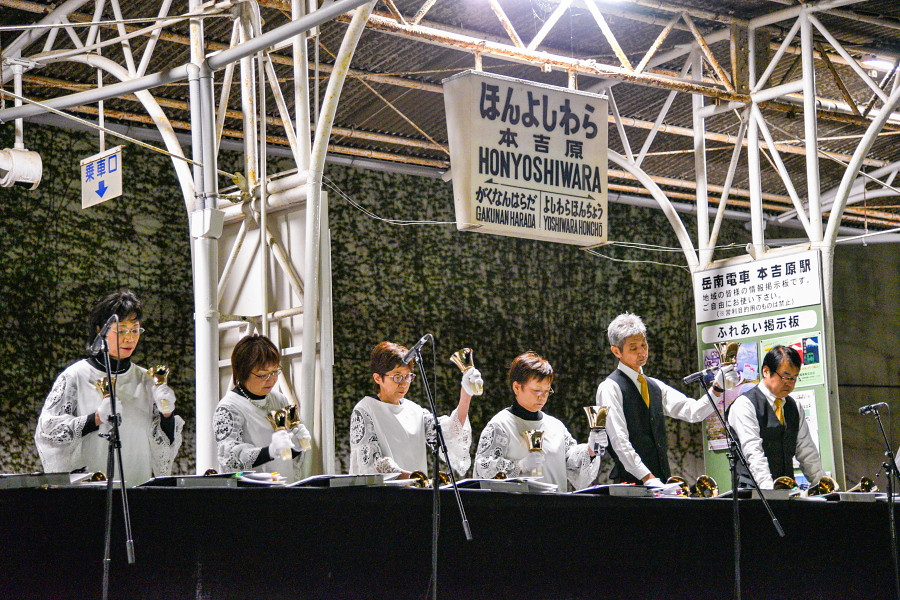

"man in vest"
[596, 313, 720, 487]
[727, 344, 826, 489]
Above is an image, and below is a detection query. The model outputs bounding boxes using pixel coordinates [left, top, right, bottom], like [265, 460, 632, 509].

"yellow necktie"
[637, 374, 650, 408]
[774, 398, 785, 425]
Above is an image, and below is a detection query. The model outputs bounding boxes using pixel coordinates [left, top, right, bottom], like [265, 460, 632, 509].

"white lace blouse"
[34, 359, 183, 486]
[473, 408, 601, 492]
[349, 395, 471, 477]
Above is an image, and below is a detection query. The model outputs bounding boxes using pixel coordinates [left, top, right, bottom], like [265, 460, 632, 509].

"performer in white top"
[596, 313, 720, 487]
[214, 334, 311, 482]
[349, 341, 482, 477]
[727, 344, 826, 490]
[474, 351, 605, 492]
[35, 290, 183, 486]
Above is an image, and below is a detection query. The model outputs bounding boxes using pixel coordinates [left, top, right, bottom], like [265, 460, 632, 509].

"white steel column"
[301, 2, 375, 476]
[691, 49, 712, 267]
[800, 10, 823, 242]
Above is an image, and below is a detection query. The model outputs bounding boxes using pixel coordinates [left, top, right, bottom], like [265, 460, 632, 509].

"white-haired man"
[596, 313, 721, 487]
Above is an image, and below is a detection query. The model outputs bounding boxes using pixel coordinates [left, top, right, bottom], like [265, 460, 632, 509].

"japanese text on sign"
[692, 250, 821, 323]
[443, 71, 608, 246]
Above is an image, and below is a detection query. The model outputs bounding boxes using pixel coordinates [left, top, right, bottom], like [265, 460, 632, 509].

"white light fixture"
[861, 57, 896, 72]
[0, 147, 42, 189]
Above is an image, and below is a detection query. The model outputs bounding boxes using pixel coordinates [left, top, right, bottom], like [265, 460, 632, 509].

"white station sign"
[443, 71, 608, 246]
[81, 146, 123, 208]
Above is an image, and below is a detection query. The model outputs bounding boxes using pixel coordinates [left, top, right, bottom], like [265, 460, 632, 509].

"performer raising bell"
[349, 341, 482, 478]
[35, 290, 183, 486]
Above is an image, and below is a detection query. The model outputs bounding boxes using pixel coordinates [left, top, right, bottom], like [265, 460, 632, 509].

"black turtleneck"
[508, 399, 542, 421]
[87, 354, 132, 375]
[233, 385, 266, 401]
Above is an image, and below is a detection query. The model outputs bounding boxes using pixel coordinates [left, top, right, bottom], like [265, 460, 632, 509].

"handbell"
[523, 429, 544, 452]
[449, 348, 482, 395]
[145, 365, 170, 386]
[584, 406, 608, 430]
[265, 409, 293, 461]
[714, 341, 740, 367]
[93, 376, 114, 398]
[283, 404, 311, 452]
[145, 365, 172, 413]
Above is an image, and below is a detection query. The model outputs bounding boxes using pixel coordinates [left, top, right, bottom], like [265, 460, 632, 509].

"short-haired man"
[596, 313, 720, 487]
[726, 344, 826, 489]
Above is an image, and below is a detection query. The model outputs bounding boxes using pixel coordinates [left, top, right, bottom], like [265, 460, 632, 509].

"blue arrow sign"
[96, 180, 108, 197]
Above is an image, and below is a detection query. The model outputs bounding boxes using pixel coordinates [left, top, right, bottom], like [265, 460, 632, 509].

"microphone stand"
[98, 339, 136, 600]
[694, 373, 785, 600]
[411, 338, 473, 600]
[864, 406, 900, 600]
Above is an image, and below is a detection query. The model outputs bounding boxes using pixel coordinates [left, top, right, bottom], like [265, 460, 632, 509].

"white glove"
[291, 423, 312, 452]
[644, 477, 665, 488]
[519, 451, 545, 475]
[95, 395, 115, 434]
[461, 368, 484, 396]
[268, 429, 295, 461]
[152, 383, 176, 416]
[588, 429, 609, 454]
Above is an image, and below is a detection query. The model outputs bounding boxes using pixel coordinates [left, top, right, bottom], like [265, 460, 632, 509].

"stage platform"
[0, 484, 895, 599]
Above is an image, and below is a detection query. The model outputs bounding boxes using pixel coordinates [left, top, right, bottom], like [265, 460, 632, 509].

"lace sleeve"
[473, 423, 520, 479]
[435, 408, 472, 477]
[214, 405, 261, 472]
[35, 372, 90, 472]
[564, 430, 602, 491]
[149, 402, 184, 477]
[349, 407, 403, 474]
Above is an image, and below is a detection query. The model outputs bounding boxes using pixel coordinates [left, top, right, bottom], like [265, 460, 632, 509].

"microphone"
[683, 367, 714, 386]
[401, 334, 430, 365]
[89, 315, 118, 356]
[684, 363, 735, 386]
[859, 402, 889, 415]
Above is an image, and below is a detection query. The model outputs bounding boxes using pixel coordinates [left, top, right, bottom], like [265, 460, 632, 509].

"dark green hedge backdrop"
[1, 124, 749, 481]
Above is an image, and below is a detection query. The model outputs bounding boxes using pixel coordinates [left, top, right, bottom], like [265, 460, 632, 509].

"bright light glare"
[862, 57, 895, 72]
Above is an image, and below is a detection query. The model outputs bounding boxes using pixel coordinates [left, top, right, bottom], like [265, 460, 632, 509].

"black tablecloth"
[0, 485, 892, 599]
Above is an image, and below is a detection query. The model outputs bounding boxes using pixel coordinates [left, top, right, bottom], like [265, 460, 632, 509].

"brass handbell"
[449, 348, 482, 395]
[283, 404, 311, 452]
[584, 406, 608, 430]
[807, 475, 838, 496]
[93, 376, 114, 398]
[691, 474, 719, 498]
[145, 365, 170, 386]
[145, 365, 172, 413]
[265, 409, 293, 461]
[523, 429, 545, 452]
[773, 475, 797, 490]
[522, 429, 545, 477]
[667, 475, 690, 496]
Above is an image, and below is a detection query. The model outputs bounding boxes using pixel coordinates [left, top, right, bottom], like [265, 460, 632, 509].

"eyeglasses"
[251, 368, 282, 381]
[528, 387, 555, 398]
[773, 371, 799, 383]
[115, 327, 145, 337]
[383, 373, 416, 384]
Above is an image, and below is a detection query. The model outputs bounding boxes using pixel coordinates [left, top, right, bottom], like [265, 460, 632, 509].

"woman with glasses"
[213, 334, 311, 482]
[35, 290, 183, 486]
[349, 341, 483, 478]
[473, 351, 604, 491]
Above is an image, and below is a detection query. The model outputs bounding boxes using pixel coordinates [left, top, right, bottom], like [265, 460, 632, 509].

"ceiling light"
[0, 147, 42, 189]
